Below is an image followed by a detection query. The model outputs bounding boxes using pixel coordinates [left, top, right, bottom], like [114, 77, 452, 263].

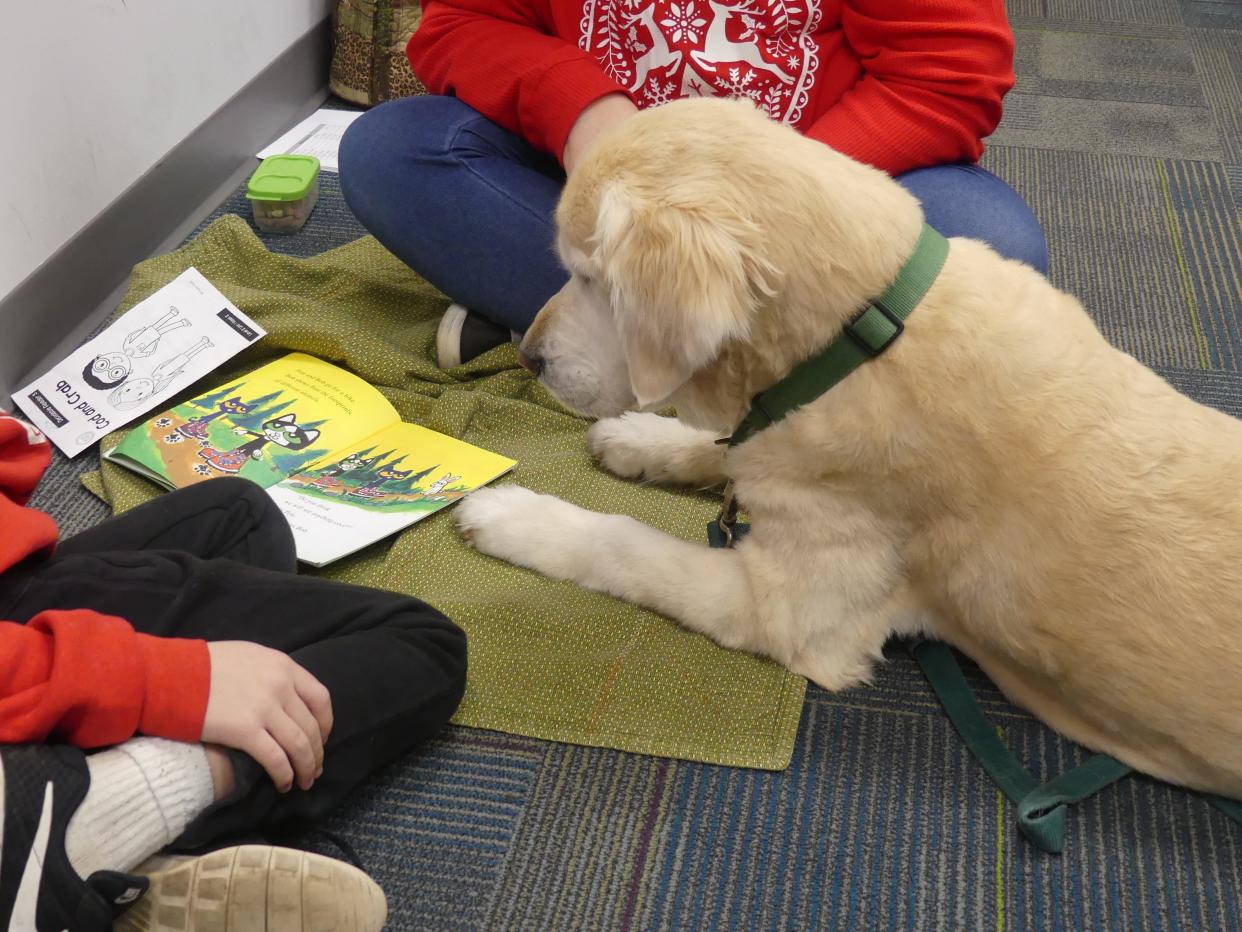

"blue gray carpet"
[30, 2, 1242, 928]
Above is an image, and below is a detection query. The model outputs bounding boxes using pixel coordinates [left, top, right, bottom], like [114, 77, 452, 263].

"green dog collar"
[728, 223, 950, 448]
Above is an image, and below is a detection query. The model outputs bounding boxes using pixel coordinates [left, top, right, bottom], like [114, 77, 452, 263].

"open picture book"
[105, 352, 517, 566]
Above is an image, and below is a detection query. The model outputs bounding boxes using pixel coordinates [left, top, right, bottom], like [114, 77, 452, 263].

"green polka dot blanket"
[84, 216, 806, 769]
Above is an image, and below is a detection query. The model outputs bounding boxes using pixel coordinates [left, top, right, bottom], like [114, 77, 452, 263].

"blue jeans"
[340, 96, 1049, 333]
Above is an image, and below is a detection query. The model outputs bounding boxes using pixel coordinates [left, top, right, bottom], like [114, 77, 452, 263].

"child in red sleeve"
[339, 0, 1047, 367]
[0, 412, 466, 930]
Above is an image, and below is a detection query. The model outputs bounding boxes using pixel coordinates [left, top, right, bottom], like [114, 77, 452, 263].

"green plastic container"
[246, 155, 320, 233]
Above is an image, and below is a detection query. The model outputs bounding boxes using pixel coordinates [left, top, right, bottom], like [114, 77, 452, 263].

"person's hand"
[563, 94, 639, 175]
[201, 641, 334, 793]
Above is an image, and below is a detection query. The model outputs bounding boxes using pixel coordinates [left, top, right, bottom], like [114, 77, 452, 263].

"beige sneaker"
[112, 845, 388, 932]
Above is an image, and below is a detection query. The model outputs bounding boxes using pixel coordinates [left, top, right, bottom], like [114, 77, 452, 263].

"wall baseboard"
[0, 17, 332, 407]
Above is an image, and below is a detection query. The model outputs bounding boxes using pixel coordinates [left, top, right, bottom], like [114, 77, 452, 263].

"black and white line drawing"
[82, 308, 192, 390]
[107, 336, 214, 411]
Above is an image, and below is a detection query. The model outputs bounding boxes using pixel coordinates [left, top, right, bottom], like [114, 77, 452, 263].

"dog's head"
[520, 98, 924, 427]
[521, 99, 777, 421]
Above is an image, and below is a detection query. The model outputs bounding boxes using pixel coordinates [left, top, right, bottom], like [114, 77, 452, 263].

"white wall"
[0, 0, 332, 301]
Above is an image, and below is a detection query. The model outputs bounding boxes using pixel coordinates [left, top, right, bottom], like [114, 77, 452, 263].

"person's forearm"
[0, 612, 209, 748]
[563, 93, 639, 174]
[809, 0, 1011, 173]
[410, 0, 628, 157]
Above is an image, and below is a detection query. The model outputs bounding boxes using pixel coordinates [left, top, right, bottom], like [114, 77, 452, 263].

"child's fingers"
[283, 694, 325, 781]
[293, 665, 334, 742]
[266, 711, 318, 792]
[247, 729, 295, 793]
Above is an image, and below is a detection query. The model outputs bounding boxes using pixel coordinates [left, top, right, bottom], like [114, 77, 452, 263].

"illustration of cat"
[174, 396, 255, 442]
[321, 452, 378, 478]
[198, 413, 320, 475]
[312, 453, 379, 489]
[347, 464, 414, 500]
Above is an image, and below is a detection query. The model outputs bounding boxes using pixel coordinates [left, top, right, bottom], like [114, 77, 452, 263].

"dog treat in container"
[246, 155, 320, 233]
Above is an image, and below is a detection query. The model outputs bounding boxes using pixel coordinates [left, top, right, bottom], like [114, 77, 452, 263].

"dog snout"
[518, 349, 545, 376]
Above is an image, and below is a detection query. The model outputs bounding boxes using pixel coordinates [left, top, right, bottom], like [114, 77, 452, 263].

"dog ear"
[593, 183, 774, 407]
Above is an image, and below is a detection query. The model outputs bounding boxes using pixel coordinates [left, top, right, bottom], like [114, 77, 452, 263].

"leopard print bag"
[330, 0, 428, 106]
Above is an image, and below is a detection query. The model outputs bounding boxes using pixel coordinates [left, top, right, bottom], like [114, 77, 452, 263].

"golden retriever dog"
[456, 97, 1242, 798]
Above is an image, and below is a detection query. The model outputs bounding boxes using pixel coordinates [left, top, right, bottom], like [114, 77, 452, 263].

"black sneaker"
[0, 746, 150, 931]
[435, 303, 514, 368]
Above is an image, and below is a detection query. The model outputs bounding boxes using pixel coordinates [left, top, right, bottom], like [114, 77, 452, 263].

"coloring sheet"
[16, 268, 265, 457]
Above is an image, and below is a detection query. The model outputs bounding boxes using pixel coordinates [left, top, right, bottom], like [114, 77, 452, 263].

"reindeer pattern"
[580, 0, 822, 121]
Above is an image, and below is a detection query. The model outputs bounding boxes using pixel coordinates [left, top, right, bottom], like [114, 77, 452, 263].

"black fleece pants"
[0, 476, 467, 848]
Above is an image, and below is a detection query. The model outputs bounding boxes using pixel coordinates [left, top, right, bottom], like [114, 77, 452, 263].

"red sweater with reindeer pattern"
[408, 0, 1014, 173]
[0, 412, 210, 748]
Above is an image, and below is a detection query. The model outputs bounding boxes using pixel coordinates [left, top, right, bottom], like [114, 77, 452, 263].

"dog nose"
[518, 350, 545, 376]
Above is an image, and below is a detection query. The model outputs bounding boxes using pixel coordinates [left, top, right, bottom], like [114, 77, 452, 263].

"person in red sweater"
[339, 0, 1046, 366]
[0, 411, 466, 929]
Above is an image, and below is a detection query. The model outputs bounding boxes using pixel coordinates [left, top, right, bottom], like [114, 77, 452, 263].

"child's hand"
[201, 641, 334, 793]
[564, 93, 639, 175]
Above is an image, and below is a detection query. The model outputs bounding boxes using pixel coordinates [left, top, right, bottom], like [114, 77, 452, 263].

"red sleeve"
[408, 0, 628, 158]
[0, 611, 211, 748]
[805, 0, 1014, 174]
[0, 415, 51, 506]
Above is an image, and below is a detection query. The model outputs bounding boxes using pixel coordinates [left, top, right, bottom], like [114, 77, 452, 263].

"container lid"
[246, 155, 320, 201]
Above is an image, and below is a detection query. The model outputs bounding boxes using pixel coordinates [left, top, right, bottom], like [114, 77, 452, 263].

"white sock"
[65, 738, 215, 877]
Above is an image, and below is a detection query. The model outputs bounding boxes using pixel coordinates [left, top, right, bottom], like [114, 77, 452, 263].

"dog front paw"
[588, 412, 726, 486]
[588, 414, 656, 480]
[457, 485, 543, 553]
[457, 485, 598, 579]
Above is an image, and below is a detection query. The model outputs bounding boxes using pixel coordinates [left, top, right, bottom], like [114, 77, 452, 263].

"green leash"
[910, 640, 1130, 853]
[707, 221, 1242, 850]
[911, 640, 1242, 853]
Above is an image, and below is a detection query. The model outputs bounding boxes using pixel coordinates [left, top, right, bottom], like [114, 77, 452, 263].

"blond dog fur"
[456, 98, 1242, 798]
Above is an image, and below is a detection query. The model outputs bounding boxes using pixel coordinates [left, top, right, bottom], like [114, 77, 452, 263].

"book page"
[106, 352, 398, 490]
[265, 421, 517, 566]
[16, 268, 265, 457]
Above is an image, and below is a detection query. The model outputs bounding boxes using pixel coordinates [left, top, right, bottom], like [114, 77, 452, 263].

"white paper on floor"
[15, 268, 265, 457]
[257, 109, 362, 173]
